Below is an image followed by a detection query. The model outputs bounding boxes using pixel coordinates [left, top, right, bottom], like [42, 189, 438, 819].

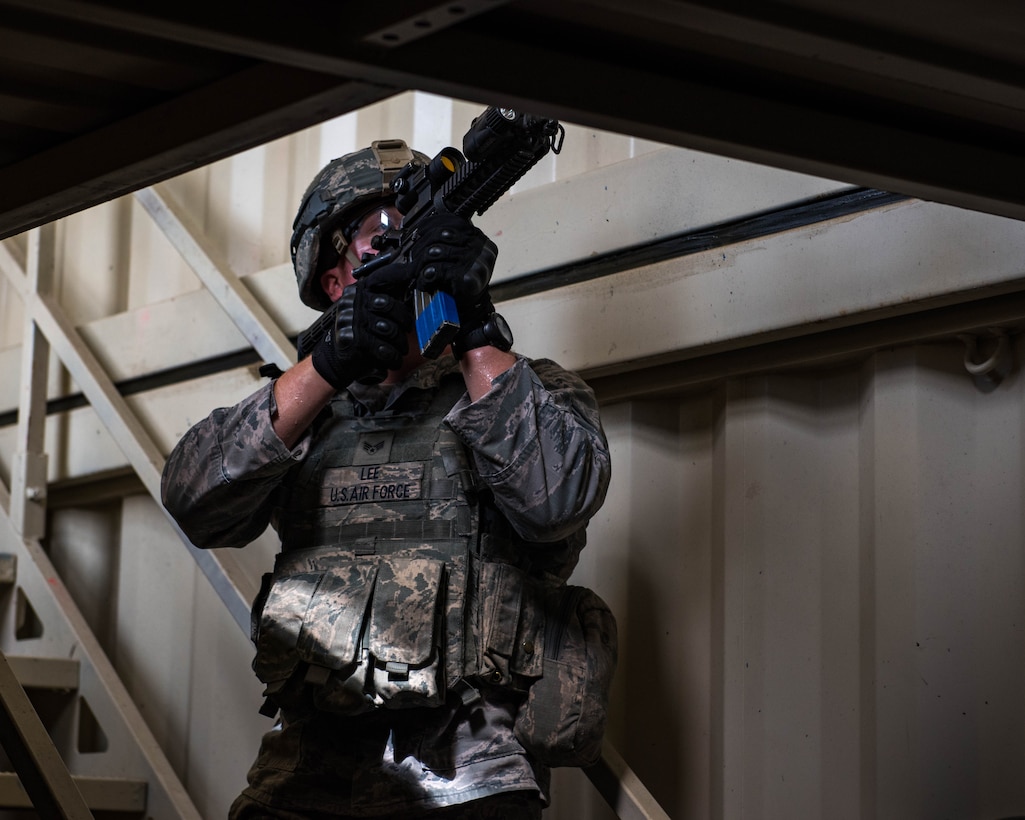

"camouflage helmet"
[290, 139, 428, 311]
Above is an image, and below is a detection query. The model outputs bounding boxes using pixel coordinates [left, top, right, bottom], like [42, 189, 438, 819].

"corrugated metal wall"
[3, 90, 1025, 818]
[564, 342, 1025, 819]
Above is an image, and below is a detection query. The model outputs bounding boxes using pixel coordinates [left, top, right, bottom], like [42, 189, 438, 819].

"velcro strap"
[335, 518, 459, 544]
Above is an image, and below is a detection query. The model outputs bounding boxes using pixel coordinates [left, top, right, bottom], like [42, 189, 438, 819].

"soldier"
[161, 139, 612, 819]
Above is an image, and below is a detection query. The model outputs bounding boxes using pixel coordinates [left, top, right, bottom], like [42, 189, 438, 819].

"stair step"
[0, 772, 147, 811]
[6, 656, 80, 691]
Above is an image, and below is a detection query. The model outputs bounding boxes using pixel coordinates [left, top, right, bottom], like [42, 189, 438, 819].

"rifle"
[296, 107, 565, 370]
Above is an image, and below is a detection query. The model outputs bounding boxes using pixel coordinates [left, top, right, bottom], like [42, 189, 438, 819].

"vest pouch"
[478, 561, 545, 688]
[254, 562, 378, 710]
[514, 584, 618, 768]
[367, 556, 446, 708]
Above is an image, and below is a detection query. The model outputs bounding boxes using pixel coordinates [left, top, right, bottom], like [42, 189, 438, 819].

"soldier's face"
[346, 205, 402, 271]
[321, 204, 403, 300]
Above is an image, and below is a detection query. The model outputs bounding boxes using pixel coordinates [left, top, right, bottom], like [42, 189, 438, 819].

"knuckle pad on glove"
[421, 265, 440, 286]
[337, 327, 355, 347]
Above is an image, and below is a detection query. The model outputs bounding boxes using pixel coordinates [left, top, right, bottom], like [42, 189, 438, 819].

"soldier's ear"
[320, 266, 347, 303]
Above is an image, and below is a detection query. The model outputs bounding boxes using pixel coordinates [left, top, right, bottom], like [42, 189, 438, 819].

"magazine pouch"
[253, 561, 378, 715]
[368, 555, 447, 708]
[477, 561, 545, 688]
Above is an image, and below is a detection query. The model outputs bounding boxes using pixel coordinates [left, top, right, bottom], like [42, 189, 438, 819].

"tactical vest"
[251, 374, 557, 716]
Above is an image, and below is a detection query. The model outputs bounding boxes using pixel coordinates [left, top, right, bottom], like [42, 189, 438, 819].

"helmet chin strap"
[332, 226, 371, 275]
[345, 246, 364, 270]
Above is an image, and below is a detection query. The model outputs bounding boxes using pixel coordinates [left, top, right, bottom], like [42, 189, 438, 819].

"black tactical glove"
[310, 267, 413, 389]
[449, 291, 516, 359]
[453, 291, 496, 341]
[412, 212, 498, 311]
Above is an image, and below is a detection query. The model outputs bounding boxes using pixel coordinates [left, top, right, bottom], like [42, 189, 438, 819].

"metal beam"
[587, 287, 1025, 405]
[0, 62, 397, 241]
[134, 185, 295, 373]
[585, 741, 671, 820]
[334, 25, 1025, 223]
[9, 226, 52, 540]
[2, 1, 1025, 224]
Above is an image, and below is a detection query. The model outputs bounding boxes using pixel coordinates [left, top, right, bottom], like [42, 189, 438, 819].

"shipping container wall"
[550, 341, 1025, 819]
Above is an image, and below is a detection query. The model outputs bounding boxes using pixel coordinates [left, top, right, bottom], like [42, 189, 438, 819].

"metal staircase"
[0, 225, 199, 818]
[0, 490, 199, 817]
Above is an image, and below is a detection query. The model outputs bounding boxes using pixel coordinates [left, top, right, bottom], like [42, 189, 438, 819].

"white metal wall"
[559, 341, 1025, 820]
[3, 90, 1025, 818]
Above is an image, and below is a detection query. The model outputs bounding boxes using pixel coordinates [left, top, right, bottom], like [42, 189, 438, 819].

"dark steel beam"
[2, 0, 1025, 233]
[0, 63, 397, 240]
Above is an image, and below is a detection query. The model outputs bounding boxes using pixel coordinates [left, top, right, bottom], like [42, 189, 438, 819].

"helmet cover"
[290, 139, 427, 310]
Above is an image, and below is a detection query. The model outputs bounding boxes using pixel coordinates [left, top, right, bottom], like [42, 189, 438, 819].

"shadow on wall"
[623, 560, 685, 814]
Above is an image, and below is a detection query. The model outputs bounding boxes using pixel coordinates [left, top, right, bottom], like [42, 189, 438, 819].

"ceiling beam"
[2, 0, 1025, 230]
[0, 63, 397, 240]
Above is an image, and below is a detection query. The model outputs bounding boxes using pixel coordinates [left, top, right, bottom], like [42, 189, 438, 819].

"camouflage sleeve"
[160, 381, 310, 549]
[445, 357, 611, 543]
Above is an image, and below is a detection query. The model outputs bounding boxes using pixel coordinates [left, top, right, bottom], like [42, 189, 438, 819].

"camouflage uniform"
[161, 354, 610, 817]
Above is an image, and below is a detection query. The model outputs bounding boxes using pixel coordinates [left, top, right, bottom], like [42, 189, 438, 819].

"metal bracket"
[957, 328, 1013, 391]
